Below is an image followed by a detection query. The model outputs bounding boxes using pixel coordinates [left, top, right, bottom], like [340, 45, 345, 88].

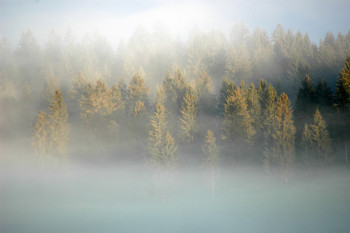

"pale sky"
[1, 0, 349, 47]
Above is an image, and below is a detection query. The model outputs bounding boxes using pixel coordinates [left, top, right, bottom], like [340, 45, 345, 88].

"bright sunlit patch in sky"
[0, 0, 349, 46]
[69, 2, 219, 42]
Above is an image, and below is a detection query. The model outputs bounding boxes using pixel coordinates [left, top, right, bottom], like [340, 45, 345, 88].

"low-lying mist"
[1, 156, 349, 233]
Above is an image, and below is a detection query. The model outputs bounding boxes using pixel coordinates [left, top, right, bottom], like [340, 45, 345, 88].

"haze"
[1, 0, 350, 46]
[1, 1, 350, 232]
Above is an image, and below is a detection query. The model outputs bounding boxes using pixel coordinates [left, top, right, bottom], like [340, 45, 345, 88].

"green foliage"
[264, 93, 295, 174]
[247, 83, 261, 130]
[217, 77, 235, 116]
[294, 75, 317, 118]
[197, 71, 214, 115]
[302, 108, 332, 165]
[222, 87, 255, 145]
[335, 55, 350, 162]
[336, 55, 350, 112]
[262, 85, 278, 170]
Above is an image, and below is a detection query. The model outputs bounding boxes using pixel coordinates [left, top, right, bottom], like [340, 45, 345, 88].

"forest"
[1, 24, 350, 177]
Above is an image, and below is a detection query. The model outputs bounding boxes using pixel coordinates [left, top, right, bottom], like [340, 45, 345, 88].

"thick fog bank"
[1, 160, 350, 233]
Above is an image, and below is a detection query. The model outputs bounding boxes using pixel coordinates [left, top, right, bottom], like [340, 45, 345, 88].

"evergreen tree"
[301, 124, 312, 166]
[246, 83, 261, 130]
[217, 77, 235, 116]
[117, 77, 128, 102]
[309, 108, 332, 162]
[262, 85, 278, 171]
[178, 85, 198, 143]
[294, 75, 317, 126]
[202, 130, 219, 197]
[222, 87, 255, 160]
[335, 55, 350, 162]
[301, 108, 332, 166]
[265, 93, 295, 180]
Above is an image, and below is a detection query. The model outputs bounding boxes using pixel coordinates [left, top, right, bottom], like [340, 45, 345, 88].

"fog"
[2, 1, 350, 232]
[1, 159, 350, 233]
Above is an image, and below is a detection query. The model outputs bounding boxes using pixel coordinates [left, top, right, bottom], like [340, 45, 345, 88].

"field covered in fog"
[1, 160, 350, 233]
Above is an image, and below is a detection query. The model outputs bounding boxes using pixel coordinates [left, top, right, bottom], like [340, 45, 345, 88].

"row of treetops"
[31, 54, 350, 174]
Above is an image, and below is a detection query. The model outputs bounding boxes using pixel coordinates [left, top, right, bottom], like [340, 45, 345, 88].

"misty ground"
[1, 150, 350, 233]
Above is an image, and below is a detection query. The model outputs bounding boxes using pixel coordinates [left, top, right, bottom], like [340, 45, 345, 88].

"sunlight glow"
[66, 2, 220, 43]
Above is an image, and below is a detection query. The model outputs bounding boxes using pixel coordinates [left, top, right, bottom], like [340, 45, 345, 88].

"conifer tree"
[294, 75, 317, 131]
[148, 87, 177, 171]
[48, 89, 70, 157]
[315, 80, 333, 111]
[197, 72, 214, 114]
[128, 72, 149, 110]
[301, 124, 312, 166]
[217, 77, 235, 116]
[301, 108, 332, 166]
[335, 55, 350, 162]
[80, 79, 124, 142]
[265, 93, 295, 180]
[257, 79, 267, 105]
[117, 77, 128, 102]
[309, 108, 332, 162]
[246, 83, 261, 129]
[202, 130, 219, 197]
[222, 87, 255, 160]
[33, 89, 70, 164]
[173, 68, 187, 113]
[262, 85, 278, 171]
[178, 85, 198, 143]
[69, 71, 87, 102]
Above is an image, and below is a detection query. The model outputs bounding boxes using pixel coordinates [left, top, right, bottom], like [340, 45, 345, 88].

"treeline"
[1, 25, 350, 177]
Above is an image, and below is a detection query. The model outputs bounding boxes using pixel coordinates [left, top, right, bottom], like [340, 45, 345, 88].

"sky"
[1, 0, 350, 47]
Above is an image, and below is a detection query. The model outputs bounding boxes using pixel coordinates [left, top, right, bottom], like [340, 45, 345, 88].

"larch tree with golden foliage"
[148, 87, 177, 171]
[33, 89, 70, 164]
[178, 85, 198, 143]
[335, 55, 350, 162]
[80, 79, 124, 141]
[127, 73, 149, 143]
[222, 87, 255, 160]
[302, 108, 332, 166]
[267, 93, 295, 181]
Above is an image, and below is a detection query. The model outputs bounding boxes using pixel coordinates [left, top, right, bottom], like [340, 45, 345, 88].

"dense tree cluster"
[1, 25, 350, 179]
